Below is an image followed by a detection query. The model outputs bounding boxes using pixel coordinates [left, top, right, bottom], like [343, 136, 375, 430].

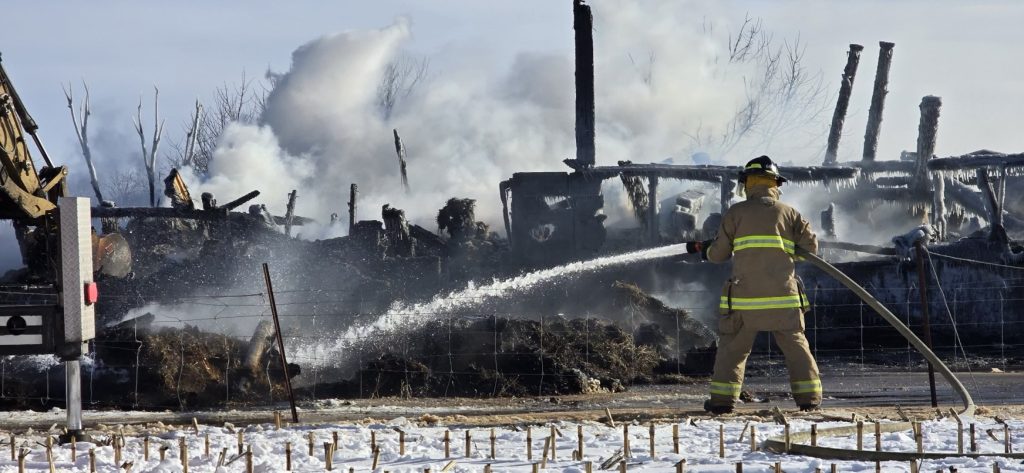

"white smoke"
[183, 2, 825, 235]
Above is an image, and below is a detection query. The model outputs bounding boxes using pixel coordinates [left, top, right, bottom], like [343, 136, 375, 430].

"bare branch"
[64, 81, 104, 201]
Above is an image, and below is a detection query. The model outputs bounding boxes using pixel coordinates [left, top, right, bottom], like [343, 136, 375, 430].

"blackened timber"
[220, 190, 261, 211]
[928, 152, 1024, 172]
[863, 42, 894, 161]
[913, 96, 942, 189]
[647, 176, 659, 244]
[348, 183, 358, 233]
[573, 0, 596, 168]
[90, 206, 314, 225]
[393, 129, 410, 193]
[824, 44, 864, 165]
[585, 163, 858, 184]
[284, 190, 297, 237]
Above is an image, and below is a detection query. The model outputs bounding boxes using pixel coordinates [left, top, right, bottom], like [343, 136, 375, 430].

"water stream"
[293, 243, 687, 368]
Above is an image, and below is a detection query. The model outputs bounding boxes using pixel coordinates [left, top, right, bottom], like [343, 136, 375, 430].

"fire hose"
[682, 243, 1011, 460]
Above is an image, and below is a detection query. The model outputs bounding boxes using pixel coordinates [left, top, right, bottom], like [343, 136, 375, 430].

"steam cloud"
[182, 2, 826, 236]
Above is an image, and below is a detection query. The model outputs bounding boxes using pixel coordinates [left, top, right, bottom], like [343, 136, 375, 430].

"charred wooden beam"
[587, 163, 858, 184]
[977, 169, 1007, 243]
[862, 41, 894, 162]
[572, 0, 596, 169]
[823, 44, 864, 166]
[348, 183, 358, 233]
[91, 206, 314, 225]
[201, 193, 216, 211]
[220, 190, 260, 211]
[913, 96, 942, 189]
[284, 190, 297, 237]
[720, 176, 735, 213]
[928, 152, 1024, 172]
[393, 129, 410, 193]
[647, 176, 659, 244]
[499, 180, 513, 246]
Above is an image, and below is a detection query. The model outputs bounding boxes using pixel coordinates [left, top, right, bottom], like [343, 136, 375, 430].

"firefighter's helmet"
[738, 155, 787, 185]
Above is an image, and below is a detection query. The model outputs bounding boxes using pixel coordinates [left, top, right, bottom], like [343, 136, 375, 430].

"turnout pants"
[708, 310, 821, 408]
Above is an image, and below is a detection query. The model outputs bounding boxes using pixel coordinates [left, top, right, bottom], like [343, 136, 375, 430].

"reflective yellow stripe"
[733, 235, 795, 254]
[710, 381, 742, 398]
[746, 163, 763, 169]
[719, 294, 809, 310]
[791, 379, 822, 394]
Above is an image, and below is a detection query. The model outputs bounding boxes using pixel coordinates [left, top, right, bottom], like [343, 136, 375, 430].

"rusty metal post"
[863, 41, 895, 161]
[914, 241, 938, 407]
[824, 44, 864, 165]
[262, 263, 299, 423]
[573, 0, 595, 168]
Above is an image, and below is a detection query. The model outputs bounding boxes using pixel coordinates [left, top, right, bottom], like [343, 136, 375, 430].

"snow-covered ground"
[1, 412, 1023, 472]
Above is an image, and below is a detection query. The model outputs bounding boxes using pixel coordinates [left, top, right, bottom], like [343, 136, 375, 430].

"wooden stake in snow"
[444, 430, 451, 458]
[180, 437, 189, 473]
[246, 445, 253, 473]
[285, 442, 292, 471]
[143, 436, 150, 461]
[399, 430, 406, 456]
[857, 421, 864, 450]
[465, 430, 472, 458]
[971, 423, 977, 452]
[8, 433, 14, 461]
[527, 427, 533, 460]
[578, 425, 585, 459]
[675, 459, 685, 473]
[875, 421, 882, 452]
[88, 448, 95, 473]
[619, 459, 627, 473]
[333, 431, 339, 450]
[624, 425, 632, 458]
[736, 462, 742, 473]
[673, 424, 680, 454]
[784, 424, 791, 452]
[238, 431, 244, 455]
[823, 44, 864, 165]
[1005, 425, 1011, 454]
[204, 434, 210, 459]
[491, 428, 497, 459]
[71, 436, 77, 463]
[913, 422, 923, 454]
[324, 442, 333, 470]
[750, 424, 758, 451]
[550, 426, 557, 461]
[373, 446, 381, 470]
[274, 411, 282, 430]
[719, 424, 725, 458]
[649, 422, 656, 457]
[585, 461, 593, 473]
[605, 408, 616, 428]
[811, 424, 818, 447]
[308, 432, 315, 456]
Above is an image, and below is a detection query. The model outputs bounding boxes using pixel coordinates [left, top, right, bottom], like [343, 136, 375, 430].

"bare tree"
[168, 72, 270, 175]
[376, 53, 429, 120]
[683, 16, 831, 160]
[105, 169, 144, 206]
[62, 82, 104, 202]
[132, 87, 165, 207]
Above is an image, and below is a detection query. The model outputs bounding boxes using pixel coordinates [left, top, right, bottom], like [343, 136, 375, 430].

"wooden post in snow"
[862, 41, 895, 161]
[823, 44, 864, 165]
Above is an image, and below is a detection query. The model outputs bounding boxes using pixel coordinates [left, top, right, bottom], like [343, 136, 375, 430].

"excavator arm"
[0, 60, 67, 220]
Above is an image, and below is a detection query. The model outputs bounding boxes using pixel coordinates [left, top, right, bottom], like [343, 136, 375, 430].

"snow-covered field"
[2, 412, 1023, 472]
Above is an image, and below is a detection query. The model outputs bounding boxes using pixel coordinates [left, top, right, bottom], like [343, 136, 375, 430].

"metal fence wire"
[0, 254, 1022, 411]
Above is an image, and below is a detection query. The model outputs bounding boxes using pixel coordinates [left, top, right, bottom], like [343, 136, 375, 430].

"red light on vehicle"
[84, 282, 99, 305]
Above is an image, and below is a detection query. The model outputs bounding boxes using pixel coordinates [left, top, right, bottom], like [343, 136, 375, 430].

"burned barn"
[3, 2, 1024, 413]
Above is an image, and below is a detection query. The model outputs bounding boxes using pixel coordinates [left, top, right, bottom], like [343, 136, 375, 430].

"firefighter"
[697, 155, 821, 414]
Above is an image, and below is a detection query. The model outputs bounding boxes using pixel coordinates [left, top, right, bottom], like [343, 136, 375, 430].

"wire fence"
[1, 255, 1023, 411]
